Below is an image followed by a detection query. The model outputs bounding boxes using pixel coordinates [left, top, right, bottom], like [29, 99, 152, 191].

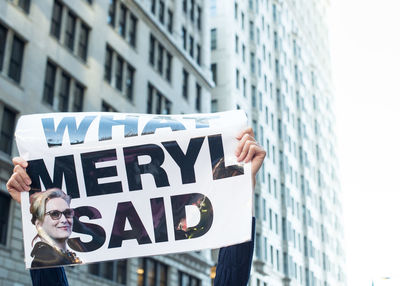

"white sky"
[330, 0, 400, 285]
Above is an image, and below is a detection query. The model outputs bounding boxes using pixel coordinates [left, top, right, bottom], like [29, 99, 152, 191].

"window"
[236, 69, 239, 89]
[249, 21, 254, 41]
[256, 233, 261, 258]
[105, 46, 113, 83]
[182, 27, 187, 49]
[250, 52, 255, 73]
[65, 12, 76, 51]
[179, 271, 201, 286]
[242, 77, 246, 97]
[89, 260, 127, 284]
[78, 23, 89, 61]
[182, 0, 187, 13]
[182, 69, 189, 99]
[158, 1, 165, 24]
[119, 4, 127, 37]
[43, 62, 57, 105]
[128, 15, 138, 47]
[189, 35, 194, 57]
[0, 107, 17, 155]
[147, 83, 171, 114]
[197, 6, 202, 30]
[211, 63, 217, 84]
[242, 44, 245, 62]
[43, 60, 86, 111]
[138, 258, 168, 286]
[108, 0, 117, 26]
[210, 28, 217, 50]
[196, 83, 201, 111]
[58, 73, 71, 112]
[50, 0, 63, 39]
[102, 100, 117, 112]
[167, 9, 173, 33]
[0, 192, 11, 245]
[235, 35, 239, 54]
[211, 99, 218, 113]
[190, 0, 195, 21]
[8, 35, 25, 83]
[115, 56, 123, 91]
[157, 43, 164, 73]
[196, 44, 201, 65]
[0, 24, 6, 71]
[234, 2, 238, 19]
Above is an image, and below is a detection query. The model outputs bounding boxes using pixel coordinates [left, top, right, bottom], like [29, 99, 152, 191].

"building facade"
[210, 0, 346, 286]
[0, 0, 214, 285]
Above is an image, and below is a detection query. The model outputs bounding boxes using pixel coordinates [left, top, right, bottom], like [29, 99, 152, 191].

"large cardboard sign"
[15, 111, 252, 269]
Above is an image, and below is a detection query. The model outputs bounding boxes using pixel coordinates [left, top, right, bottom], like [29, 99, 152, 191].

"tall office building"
[210, 0, 346, 285]
[0, 0, 214, 285]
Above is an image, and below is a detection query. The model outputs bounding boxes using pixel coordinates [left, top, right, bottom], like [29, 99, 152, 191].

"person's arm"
[214, 127, 265, 286]
[7, 158, 69, 286]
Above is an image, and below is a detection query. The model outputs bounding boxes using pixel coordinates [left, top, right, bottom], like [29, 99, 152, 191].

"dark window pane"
[196, 44, 201, 65]
[102, 101, 117, 112]
[50, 0, 63, 39]
[182, 27, 186, 50]
[151, 0, 156, 14]
[43, 61, 56, 105]
[160, 264, 168, 286]
[78, 23, 90, 61]
[156, 92, 162, 114]
[0, 24, 7, 71]
[166, 52, 172, 82]
[189, 35, 194, 57]
[211, 63, 217, 84]
[0, 107, 16, 155]
[146, 258, 156, 286]
[119, 4, 127, 37]
[197, 6, 202, 30]
[73, 82, 84, 112]
[196, 83, 201, 111]
[147, 83, 154, 113]
[190, 0, 195, 21]
[149, 35, 156, 66]
[157, 43, 164, 73]
[159, 1, 165, 24]
[18, 0, 31, 13]
[115, 56, 123, 90]
[65, 12, 76, 50]
[183, 0, 187, 12]
[182, 69, 188, 99]
[125, 65, 134, 100]
[8, 35, 25, 83]
[116, 260, 127, 284]
[104, 46, 113, 82]
[58, 73, 70, 111]
[129, 15, 137, 47]
[104, 261, 114, 280]
[108, 0, 116, 26]
[167, 10, 173, 33]
[88, 263, 100, 275]
[0, 192, 11, 245]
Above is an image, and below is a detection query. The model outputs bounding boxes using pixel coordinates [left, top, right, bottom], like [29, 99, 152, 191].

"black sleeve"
[214, 217, 256, 286]
[30, 267, 69, 286]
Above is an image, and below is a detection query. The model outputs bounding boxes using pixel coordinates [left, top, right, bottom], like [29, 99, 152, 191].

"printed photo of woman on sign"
[29, 188, 81, 268]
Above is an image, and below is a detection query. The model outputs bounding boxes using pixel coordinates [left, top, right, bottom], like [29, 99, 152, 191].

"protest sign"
[15, 110, 253, 269]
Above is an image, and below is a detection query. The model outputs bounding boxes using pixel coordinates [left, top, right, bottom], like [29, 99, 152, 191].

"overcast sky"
[330, 0, 400, 285]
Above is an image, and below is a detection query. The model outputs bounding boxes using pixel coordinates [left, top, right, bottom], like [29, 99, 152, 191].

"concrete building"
[210, 0, 346, 285]
[0, 0, 214, 285]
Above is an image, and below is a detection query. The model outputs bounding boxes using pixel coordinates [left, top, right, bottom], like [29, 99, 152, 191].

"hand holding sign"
[9, 111, 264, 269]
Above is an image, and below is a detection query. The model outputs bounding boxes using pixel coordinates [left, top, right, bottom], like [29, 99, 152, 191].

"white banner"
[15, 110, 252, 269]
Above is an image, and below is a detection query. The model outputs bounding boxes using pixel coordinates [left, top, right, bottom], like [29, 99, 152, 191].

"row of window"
[43, 60, 85, 112]
[182, 0, 202, 30]
[151, 0, 174, 33]
[149, 34, 173, 82]
[0, 23, 25, 84]
[108, 0, 138, 48]
[51, 0, 90, 61]
[104, 44, 135, 101]
[181, 26, 202, 65]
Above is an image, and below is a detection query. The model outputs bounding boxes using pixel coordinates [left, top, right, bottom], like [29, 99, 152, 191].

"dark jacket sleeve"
[30, 267, 69, 286]
[214, 217, 256, 286]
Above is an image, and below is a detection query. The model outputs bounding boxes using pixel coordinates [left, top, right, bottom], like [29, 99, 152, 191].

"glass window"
[159, 1, 165, 23]
[211, 63, 217, 84]
[196, 83, 201, 111]
[58, 73, 71, 112]
[0, 107, 17, 155]
[78, 23, 90, 61]
[196, 44, 201, 65]
[18, 0, 31, 13]
[65, 12, 76, 51]
[89, 260, 127, 284]
[119, 4, 127, 37]
[0, 192, 11, 245]
[115, 56, 123, 91]
[108, 0, 117, 26]
[50, 0, 63, 39]
[167, 9, 173, 33]
[197, 6, 202, 30]
[125, 65, 134, 101]
[43, 61, 57, 105]
[0, 24, 6, 71]
[73, 82, 84, 112]
[8, 35, 25, 83]
[210, 28, 217, 50]
[182, 69, 188, 99]
[104, 46, 113, 82]
[157, 43, 164, 73]
[166, 52, 172, 82]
